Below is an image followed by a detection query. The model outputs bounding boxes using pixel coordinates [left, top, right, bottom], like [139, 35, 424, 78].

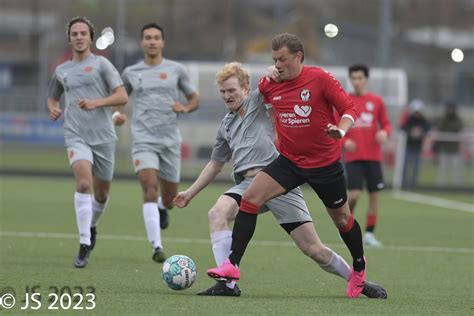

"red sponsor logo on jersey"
[84, 66, 93, 73]
[160, 72, 167, 80]
[134, 159, 141, 167]
[68, 150, 75, 159]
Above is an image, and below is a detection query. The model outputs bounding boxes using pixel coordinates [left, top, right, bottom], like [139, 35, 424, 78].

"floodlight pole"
[377, 0, 392, 67]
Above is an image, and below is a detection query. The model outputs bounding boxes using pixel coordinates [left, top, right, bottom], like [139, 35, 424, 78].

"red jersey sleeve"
[378, 98, 392, 136]
[258, 76, 271, 104]
[321, 70, 358, 122]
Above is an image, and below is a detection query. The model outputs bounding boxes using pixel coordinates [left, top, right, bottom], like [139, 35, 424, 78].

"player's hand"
[173, 191, 192, 208]
[375, 130, 388, 144]
[265, 65, 281, 83]
[49, 107, 62, 121]
[325, 123, 345, 139]
[79, 99, 99, 111]
[343, 139, 356, 152]
[113, 112, 127, 126]
[172, 101, 187, 113]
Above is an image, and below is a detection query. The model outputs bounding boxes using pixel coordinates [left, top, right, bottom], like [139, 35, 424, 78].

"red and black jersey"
[259, 66, 358, 169]
[344, 93, 391, 162]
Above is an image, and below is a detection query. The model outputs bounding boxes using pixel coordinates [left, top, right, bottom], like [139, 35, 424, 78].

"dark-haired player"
[208, 33, 375, 299]
[121, 23, 199, 262]
[344, 64, 392, 247]
[47, 16, 128, 268]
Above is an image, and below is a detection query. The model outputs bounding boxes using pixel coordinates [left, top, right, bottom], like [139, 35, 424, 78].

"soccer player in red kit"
[344, 65, 392, 247]
[208, 33, 377, 299]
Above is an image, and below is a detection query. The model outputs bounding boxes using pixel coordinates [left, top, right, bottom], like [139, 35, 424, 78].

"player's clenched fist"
[173, 191, 192, 208]
[49, 107, 62, 120]
[112, 111, 127, 126]
[325, 123, 345, 139]
[79, 99, 99, 111]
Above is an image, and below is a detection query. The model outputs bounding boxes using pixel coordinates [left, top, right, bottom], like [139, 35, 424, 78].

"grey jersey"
[121, 59, 196, 146]
[48, 54, 123, 146]
[211, 89, 278, 175]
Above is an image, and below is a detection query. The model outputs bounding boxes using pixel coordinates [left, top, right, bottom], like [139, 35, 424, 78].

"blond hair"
[215, 62, 250, 90]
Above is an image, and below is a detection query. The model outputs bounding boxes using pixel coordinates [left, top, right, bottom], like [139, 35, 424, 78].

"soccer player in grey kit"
[47, 17, 128, 268]
[122, 23, 199, 262]
[174, 63, 386, 298]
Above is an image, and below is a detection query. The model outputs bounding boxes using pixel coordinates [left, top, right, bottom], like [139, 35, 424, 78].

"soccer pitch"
[0, 177, 472, 314]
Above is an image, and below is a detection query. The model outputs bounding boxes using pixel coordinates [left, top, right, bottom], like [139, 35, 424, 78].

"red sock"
[240, 199, 259, 214]
[339, 214, 354, 233]
[366, 214, 377, 233]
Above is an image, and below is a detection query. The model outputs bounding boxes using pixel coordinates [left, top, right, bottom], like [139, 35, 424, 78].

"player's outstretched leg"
[197, 281, 241, 296]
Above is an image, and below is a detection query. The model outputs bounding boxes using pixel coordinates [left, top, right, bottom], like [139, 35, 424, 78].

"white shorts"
[225, 178, 312, 224]
[132, 143, 181, 183]
[67, 141, 116, 181]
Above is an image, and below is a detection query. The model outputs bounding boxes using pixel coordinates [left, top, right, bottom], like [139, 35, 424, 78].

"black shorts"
[345, 161, 385, 192]
[262, 155, 347, 209]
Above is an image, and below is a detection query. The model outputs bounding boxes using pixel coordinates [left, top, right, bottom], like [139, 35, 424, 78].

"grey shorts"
[67, 141, 116, 181]
[225, 178, 312, 224]
[132, 143, 181, 183]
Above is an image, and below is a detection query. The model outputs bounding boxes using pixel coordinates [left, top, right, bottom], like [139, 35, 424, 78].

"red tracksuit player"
[344, 65, 392, 247]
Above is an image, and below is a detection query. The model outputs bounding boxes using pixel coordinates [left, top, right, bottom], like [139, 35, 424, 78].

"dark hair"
[271, 33, 305, 62]
[349, 64, 369, 78]
[67, 16, 94, 42]
[141, 23, 165, 40]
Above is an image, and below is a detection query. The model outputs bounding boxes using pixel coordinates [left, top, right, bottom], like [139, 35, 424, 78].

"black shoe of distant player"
[159, 207, 169, 229]
[152, 247, 166, 263]
[90, 227, 97, 251]
[197, 281, 241, 296]
[74, 244, 92, 268]
[362, 281, 388, 299]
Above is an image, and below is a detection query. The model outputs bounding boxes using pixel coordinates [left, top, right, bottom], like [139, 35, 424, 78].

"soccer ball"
[161, 255, 197, 290]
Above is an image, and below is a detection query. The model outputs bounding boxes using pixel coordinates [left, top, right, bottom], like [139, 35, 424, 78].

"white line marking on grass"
[392, 190, 474, 213]
[0, 231, 472, 254]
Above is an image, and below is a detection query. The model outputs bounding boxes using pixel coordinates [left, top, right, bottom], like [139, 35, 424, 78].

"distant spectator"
[401, 99, 430, 188]
[434, 101, 463, 186]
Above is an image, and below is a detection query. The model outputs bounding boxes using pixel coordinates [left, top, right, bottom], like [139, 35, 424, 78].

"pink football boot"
[207, 259, 240, 281]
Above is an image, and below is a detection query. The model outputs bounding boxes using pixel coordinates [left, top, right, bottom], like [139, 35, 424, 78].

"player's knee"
[94, 192, 108, 203]
[208, 207, 228, 229]
[76, 179, 91, 193]
[143, 185, 158, 202]
[241, 190, 264, 206]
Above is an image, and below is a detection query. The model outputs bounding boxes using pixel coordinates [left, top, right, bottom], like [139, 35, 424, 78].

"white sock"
[158, 196, 166, 210]
[143, 202, 162, 249]
[319, 248, 351, 281]
[91, 196, 108, 227]
[74, 192, 92, 246]
[211, 230, 232, 266]
[210, 230, 235, 289]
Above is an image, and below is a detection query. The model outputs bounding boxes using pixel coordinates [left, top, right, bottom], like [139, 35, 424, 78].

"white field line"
[0, 231, 472, 254]
[392, 190, 474, 213]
